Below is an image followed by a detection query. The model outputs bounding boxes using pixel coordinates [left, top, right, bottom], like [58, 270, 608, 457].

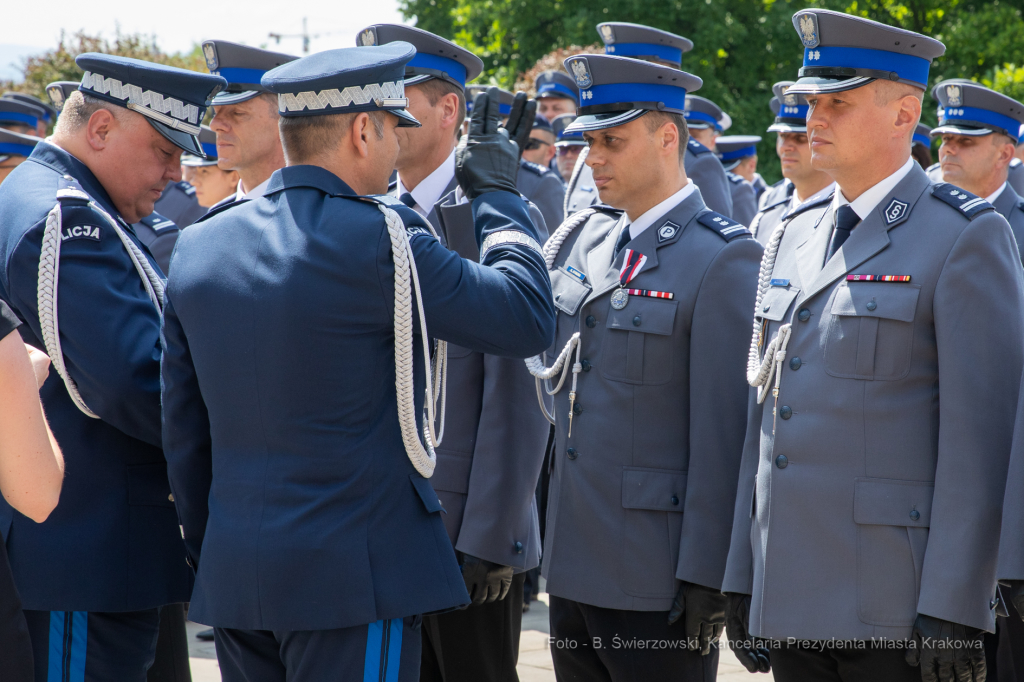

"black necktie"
[828, 205, 860, 260]
[399, 192, 417, 209]
[614, 225, 631, 256]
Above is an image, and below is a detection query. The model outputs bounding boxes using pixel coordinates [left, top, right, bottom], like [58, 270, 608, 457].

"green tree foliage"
[400, 0, 1024, 182]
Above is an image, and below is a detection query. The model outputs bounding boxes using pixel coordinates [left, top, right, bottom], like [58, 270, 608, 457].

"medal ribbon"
[618, 249, 647, 287]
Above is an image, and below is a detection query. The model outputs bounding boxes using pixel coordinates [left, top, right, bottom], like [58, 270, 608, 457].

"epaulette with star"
[696, 210, 752, 242]
[930, 183, 994, 220]
[727, 172, 746, 185]
[687, 138, 712, 156]
[138, 212, 177, 233]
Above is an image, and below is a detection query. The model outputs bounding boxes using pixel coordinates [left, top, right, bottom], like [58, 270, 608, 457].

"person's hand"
[461, 554, 514, 605]
[667, 581, 726, 655]
[25, 345, 50, 389]
[455, 87, 524, 200]
[905, 614, 986, 682]
[725, 592, 771, 673]
[501, 93, 538, 162]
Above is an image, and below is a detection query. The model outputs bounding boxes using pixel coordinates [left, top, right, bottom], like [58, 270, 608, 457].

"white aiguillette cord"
[747, 220, 792, 405]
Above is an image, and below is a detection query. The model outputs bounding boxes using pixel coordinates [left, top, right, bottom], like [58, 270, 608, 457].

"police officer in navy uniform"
[930, 81, 1024, 263]
[723, 11, 1023, 682]
[716, 135, 761, 226]
[531, 52, 762, 681]
[2, 92, 55, 136]
[0, 128, 39, 185]
[0, 98, 46, 137]
[682, 94, 735, 218]
[161, 44, 555, 681]
[535, 70, 578, 123]
[552, 112, 585, 182]
[0, 53, 225, 680]
[750, 82, 835, 245]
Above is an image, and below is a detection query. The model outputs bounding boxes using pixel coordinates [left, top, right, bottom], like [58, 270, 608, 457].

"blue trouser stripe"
[363, 619, 402, 682]
[47, 611, 87, 682]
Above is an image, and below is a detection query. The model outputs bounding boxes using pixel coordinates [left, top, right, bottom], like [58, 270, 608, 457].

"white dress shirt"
[986, 182, 1008, 205]
[235, 177, 271, 202]
[396, 149, 457, 217]
[622, 180, 696, 241]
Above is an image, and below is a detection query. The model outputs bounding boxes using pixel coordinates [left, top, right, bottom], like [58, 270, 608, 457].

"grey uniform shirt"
[685, 138, 733, 218]
[990, 181, 1024, 264]
[728, 172, 758, 226]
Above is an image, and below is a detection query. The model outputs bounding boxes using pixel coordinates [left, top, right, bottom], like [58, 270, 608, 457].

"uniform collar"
[235, 176, 272, 202]
[27, 139, 117, 215]
[624, 180, 696, 241]
[986, 181, 1008, 205]
[395, 148, 456, 217]
[791, 181, 836, 212]
[832, 157, 914, 220]
[264, 165, 358, 197]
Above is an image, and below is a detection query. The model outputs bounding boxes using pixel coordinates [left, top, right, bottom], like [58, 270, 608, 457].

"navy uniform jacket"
[154, 180, 206, 228]
[993, 183, 1024, 264]
[517, 159, 565, 236]
[161, 165, 555, 631]
[685, 139, 733, 218]
[1010, 158, 1024, 196]
[0, 141, 191, 612]
[727, 171, 758, 226]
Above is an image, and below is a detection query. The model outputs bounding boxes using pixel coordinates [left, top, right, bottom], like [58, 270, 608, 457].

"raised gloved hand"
[455, 87, 526, 200]
[905, 614, 986, 682]
[725, 592, 771, 673]
[461, 554, 514, 605]
[1000, 580, 1024, 620]
[667, 581, 726, 655]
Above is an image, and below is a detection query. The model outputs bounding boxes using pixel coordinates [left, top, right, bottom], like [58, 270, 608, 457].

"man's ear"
[85, 109, 116, 151]
[350, 112, 372, 159]
[661, 120, 680, 157]
[896, 96, 922, 139]
[441, 92, 461, 132]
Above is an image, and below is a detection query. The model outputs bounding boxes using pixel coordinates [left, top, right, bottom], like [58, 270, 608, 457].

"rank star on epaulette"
[931, 183, 994, 219]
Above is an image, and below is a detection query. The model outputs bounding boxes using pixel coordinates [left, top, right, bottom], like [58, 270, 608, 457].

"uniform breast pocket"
[551, 266, 591, 316]
[825, 283, 920, 381]
[600, 297, 678, 385]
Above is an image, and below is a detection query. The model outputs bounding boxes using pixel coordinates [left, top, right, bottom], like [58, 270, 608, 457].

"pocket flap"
[607, 298, 678, 336]
[757, 286, 800, 322]
[854, 477, 934, 527]
[831, 283, 920, 322]
[622, 467, 687, 512]
[410, 474, 445, 514]
[127, 463, 175, 508]
[551, 266, 592, 316]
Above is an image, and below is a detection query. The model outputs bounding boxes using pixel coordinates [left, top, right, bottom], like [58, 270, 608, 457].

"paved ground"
[187, 591, 772, 681]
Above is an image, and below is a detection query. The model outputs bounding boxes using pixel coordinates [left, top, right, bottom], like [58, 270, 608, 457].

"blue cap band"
[778, 103, 808, 120]
[538, 82, 578, 101]
[582, 81, 687, 113]
[605, 42, 683, 66]
[942, 106, 1022, 142]
[214, 67, 269, 87]
[913, 132, 931, 146]
[0, 111, 39, 127]
[684, 110, 721, 130]
[201, 141, 218, 158]
[0, 142, 34, 157]
[408, 52, 468, 86]
[719, 145, 757, 161]
[804, 46, 931, 86]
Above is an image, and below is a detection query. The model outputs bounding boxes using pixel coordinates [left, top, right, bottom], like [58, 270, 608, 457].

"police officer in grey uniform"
[750, 83, 835, 245]
[716, 135, 761, 226]
[722, 11, 1023, 682]
[683, 95, 735, 218]
[912, 122, 934, 169]
[532, 52, 762, 681]
[518, 115, 566, 233]
[931, 80, 1024, 264]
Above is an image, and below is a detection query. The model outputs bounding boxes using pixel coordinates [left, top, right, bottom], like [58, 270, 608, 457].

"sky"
[0, 0, 409, 81]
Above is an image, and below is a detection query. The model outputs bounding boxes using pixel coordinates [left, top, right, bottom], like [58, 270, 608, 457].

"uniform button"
[798, 308, 811, 322]
[573, 402, 583, 416]
[514, 541, 524, 554]
[632, 316, 642, 327]
[910, 509, 920, 522]
[567, 447, 578, 460]
[762, 304, 770, 312]
[779, 406, 792, 420]
[168, 494, 175, 502]
[775, 454, 788, 469]
[581, 359, 592, 372]
[671, 495, 680, 506]
[866, 300, 877, 311]
[586, 315, 597, 328]
[789, 357, 802, 370]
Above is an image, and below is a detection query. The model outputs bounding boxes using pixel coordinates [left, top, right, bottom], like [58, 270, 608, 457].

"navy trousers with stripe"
[214, 616, 422, 682]
[24, 608, 161, 682]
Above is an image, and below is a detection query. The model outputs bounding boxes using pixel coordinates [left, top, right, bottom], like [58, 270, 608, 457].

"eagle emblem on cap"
[47, 86, 65, 112]
[202, 43, 218, 70]
[570, 59, 593, 89]
[798, 13, 819, 48]
[946, 84, 962, 107]
[783, 93, 797, 105]
[600, 24, 615, 44]
[359, 29, 376, 46]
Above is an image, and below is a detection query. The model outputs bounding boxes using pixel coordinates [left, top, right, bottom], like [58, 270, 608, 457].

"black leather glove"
[667, 581, 726, 655]
[501, 92, 537, 163]
[905, 614, 987, 682]
[455, 87, 522, 200]
[1000, 580, 1024, 620]
[461, 554, 513, 605]
[725, 592, 771, 673]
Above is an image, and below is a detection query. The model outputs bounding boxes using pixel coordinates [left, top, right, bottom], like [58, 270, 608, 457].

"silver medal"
[610, 288, 629, 310]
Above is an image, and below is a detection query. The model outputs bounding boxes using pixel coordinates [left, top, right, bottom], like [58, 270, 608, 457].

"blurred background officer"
[535, 70, 578, 123]
[552, 113, 585, 182]
[161, 39, 555, 681]
[203, 40, 297, 206]
[0, 98, 45, 137]
[518, 114, 565, 233]
[912, 122, 934, 169]
[534, 52, 761, 681]
[0, 53, 225, 681]
[0, 302, 64, 682]
[181, 125, 239, 208]
[0, 128, 39, 184]
[723, 11, 1023, 682]
[2, 93, 55, 136]
[716, 135, 761, 225]
[683, 94, 735, 218]
[931, 81, 1024, 263]
[44, 81, 78, 115]
[523, 114, 556, 168]
[750, 81, 835, 244]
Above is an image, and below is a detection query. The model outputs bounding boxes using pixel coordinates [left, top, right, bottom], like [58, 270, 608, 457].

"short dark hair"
[278, 110, 385, 164]
[414, 78, 466, 139]
[643, 111, 689, 163]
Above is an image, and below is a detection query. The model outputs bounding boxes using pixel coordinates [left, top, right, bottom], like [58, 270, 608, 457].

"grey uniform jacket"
[132, 211, 179, 274]
[541, 188, 762, 610]
[750, 180, 794, 246]
[728, 172, 758, 226]
[685, 139, 733, 219]
[1010, 158, 1024, 196]
[722, 163, 1024, 640]
[564, 148, 600, 218]
[993, 183, 1024, 263]
[518, 160, 565, 237]
[154, 180, 206, 228]
[425, 189, 552, 572]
